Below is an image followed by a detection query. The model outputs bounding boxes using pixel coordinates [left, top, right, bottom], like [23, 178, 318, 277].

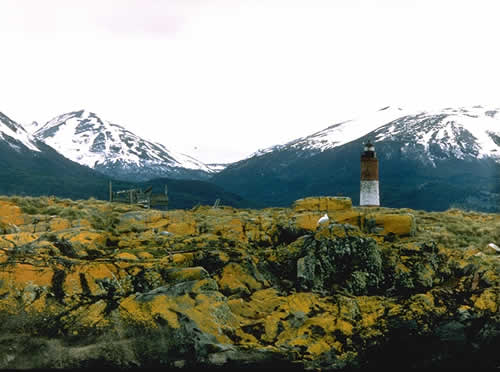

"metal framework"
[108, 181, 168, 209]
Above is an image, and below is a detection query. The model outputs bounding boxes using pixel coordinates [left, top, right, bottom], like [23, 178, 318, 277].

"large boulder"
[364, 213, 416, 237]
[292, 196, 352, 212]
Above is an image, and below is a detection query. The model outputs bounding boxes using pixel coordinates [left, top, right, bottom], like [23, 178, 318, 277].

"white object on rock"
[317, 213, 329, 225]
[160, 231, 174, 236]
[487, 243, 500, 253]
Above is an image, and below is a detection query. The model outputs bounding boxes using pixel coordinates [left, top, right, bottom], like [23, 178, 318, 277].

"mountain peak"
[0, 112, 41, 152]
[247, 105, 500, 163]
[33, 110, 217, 182]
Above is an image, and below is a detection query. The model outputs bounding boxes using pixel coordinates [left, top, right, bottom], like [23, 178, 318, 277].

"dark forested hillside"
[212, 137, 500, 212]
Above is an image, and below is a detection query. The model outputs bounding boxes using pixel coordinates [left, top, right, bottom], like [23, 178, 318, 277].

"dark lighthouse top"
[362, 142, 376, 159]
[360, 142, 379, 181]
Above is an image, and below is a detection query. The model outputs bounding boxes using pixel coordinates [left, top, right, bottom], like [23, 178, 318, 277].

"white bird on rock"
[317, 213, 329, 226]
[487, 243, 500, 252]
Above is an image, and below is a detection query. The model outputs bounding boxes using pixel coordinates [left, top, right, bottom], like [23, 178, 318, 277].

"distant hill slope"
[213, 106, 500, 212]
[135, 177, 256, 210]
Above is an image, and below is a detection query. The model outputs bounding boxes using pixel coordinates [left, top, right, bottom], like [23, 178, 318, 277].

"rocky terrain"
[0, 195, 498, 369]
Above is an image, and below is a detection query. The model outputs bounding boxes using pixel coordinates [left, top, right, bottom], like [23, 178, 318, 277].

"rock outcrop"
[0, 196, 498, 369]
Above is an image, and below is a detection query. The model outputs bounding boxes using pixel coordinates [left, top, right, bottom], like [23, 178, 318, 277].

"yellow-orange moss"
[116, 252, 139, 261]
[65, 300, 110, 331]
[293, 213, 321, 231]
[0, 201, 24, 225]
[293, 197, 352, 213]
[371, 213, 415, 236]
[228, 288, 285, 319]
[67, 230, 107, 246]
[217, 263, 262, 295]
[11, 263, 53, 288]
[48, 217, 71, 231]
[64, 263, 119, 296]
[165, 267, 208, 282]
[171, 253, 194, 267]
[357, 296, 386, 329]
[3, 232, 39, 247]
[473, 289, 498, 313]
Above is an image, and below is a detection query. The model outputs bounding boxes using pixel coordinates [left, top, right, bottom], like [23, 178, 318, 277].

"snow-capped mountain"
[0, 111, 119, 198]
[0, 112, 41, 153]
[249, 106, 500, 164]
[32, 110, 218, 182]
[214, 105, 500, 212]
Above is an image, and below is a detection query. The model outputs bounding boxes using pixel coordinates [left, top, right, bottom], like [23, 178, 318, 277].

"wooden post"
[109, 181, 113, 202]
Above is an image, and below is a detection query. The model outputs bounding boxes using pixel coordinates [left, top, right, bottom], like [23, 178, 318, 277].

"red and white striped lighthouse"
[360, 142, 380, 206]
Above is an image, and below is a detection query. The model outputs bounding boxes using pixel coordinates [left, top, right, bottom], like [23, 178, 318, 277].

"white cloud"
[1, 0, 500, 163]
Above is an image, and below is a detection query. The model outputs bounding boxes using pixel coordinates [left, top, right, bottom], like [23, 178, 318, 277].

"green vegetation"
[411, 208, 500, 250]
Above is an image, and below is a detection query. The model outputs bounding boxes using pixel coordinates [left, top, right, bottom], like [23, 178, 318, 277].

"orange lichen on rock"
[67, 230, 107, 246]
[119, 295, 160, 328]
[228, 288, 285, 320]
[0, 263, 54, 290]
[71, 218, 92, 229]
[165, 267, 209, 283]
[473, 288, 498, 313]
[63, 263, 119, 297]
[170, 253, 194, 267]
[116, 252, 139, 261]
[293, 213, 322, 231]
[136, 251, 154, 260]
[217, 263, 263, 296]
[406, 292, 447, 325]
[0, 201, 24, 225]
[0, 195, 498, 369]
[370, 213, 416, 236]
[48, 217, 71, 231]
[211, 217, 246, 241]
[62, 300, 110, 333]
[357, 296, 387, 329]
[2, 232, 39, 247]
[293, 196, 352, 213]
[119, 289, 238, 345]
[167, 222, 196, 235]
[330, 210, 362, 226]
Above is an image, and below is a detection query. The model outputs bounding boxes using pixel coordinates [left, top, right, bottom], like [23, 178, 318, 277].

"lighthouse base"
[360, 180, 380, 206]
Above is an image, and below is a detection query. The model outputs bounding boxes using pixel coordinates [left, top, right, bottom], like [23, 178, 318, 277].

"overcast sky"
[1, 0, 500, 163]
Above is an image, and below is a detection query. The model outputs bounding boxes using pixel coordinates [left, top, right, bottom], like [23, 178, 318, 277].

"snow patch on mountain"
[248, 106, 500, 164]
[289, 107, 408, 152]
[248, 107, 408, 158]
[0, 112, 41, 152]
[33, 110, 214, 175]
[206, 163, 229, 172]
[374, 106, 500, 161]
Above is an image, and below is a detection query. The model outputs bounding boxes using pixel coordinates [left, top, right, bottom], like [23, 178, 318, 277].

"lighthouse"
[360, 141, 380, 206]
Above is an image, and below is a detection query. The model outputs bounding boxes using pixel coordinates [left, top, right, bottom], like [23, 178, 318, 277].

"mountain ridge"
[213, 105, 500, 212]
[245, 106, 500, 163]
[0, 110, 249, 209]
[32, 109, 220, 182]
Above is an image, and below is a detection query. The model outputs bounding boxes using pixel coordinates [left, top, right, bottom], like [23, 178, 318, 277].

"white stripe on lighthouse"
[360, 180, 379, 206]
